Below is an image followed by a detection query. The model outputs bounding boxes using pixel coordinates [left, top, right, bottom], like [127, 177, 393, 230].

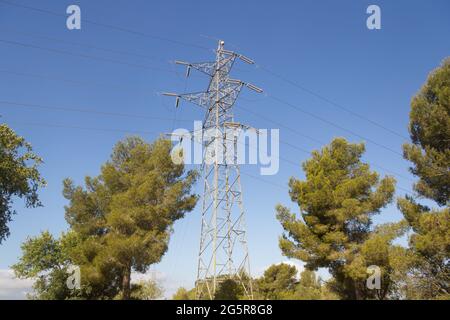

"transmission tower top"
[163, 40, 262, 111]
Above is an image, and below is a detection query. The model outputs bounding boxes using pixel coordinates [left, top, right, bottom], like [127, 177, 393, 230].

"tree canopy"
[256, 263, 297, 300]
[402, 58, 449, 205]
[13, 137, 198, 299]
[397, 58, 450, 299]
[0, 124, 45, 243]
[277, 138, 401, 299]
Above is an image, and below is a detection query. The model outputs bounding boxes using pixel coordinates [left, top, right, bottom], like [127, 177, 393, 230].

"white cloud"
[0, 269, 34, 300]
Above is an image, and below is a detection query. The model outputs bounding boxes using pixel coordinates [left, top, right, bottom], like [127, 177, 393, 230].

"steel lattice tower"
[164, 40, 262, 300]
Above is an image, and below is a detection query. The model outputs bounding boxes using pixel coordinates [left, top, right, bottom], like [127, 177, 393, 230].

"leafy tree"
[256, 263, 297, 300]
[130, 280, 164, 300]
[172, 287, 196, 300]
[12, 231, 81, 300]
[0, 124, 45, 243]
[397, 58, 450, 299]
[62, 137, 198, 299]
[13, 137, 198, 300]
[292, 269, 322, 300]
[402, 58, 449, 205]
[214, 279, 243, 300]
[254, 264, 334, 300]
[277, 138, 398, 299]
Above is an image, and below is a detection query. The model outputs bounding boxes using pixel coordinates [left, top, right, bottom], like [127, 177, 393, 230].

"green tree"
[254, 264, 334, 300]
[172, 287, 196, 300]
[256, 263, 298, 300]
[402, 58, 449, 205]
[292, 269, 322, 300]
[397, 58, 450, 299]
[277, 138, 398, 300]
[64, 137, 198, 299]
[130, 279, 164, 300]
[214, 279, 243, 300]
[0, 124, 45, 243]
[13, 137, 198, 300]
[12, 231, 81, 300]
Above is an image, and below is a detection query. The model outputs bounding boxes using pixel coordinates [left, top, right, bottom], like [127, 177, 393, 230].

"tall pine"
[397, 58, 449, 299]
[277, 138, 398, 299]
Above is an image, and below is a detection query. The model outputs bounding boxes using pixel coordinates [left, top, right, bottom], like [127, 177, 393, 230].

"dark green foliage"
[214, 279, 243, 300]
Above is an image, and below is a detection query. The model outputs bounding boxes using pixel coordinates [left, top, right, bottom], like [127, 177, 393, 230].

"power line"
[0, 69, 131, 90]
[0, 67, 190, 94]
[0, 1, 420, 188]
[0, 39, 405, 163]
[0, 100, 191, 123]
[1, 0, 410, 148]
[2, 68, 409, 183]
[0, 66, 414, 184]
[236, 104, 414, 183]
[240, 169, 413, 195]
[0, 28, 167, 63]
[0, 38, 177, 73]
[0, 2, 411, 167]
[0, 0, 209, 51]
[269, 94, 404, 157]
[236, 104, 324, 145]
[267, 94, 448, 177]
[5, 120, 160, 136]
[240, 170, 287, 191]
[2, 118, 415, 194]
[255, 64, 409, 140]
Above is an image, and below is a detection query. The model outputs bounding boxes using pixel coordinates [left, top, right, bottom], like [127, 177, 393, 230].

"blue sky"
[0, 0, 449, 298]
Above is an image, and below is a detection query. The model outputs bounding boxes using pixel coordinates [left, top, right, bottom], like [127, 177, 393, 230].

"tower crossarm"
[162, 91, 213, 109]
[175, 60, 216, 77]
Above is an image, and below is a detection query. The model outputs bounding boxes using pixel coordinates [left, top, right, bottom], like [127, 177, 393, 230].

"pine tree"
[256, 263, 298, 300]
[397, 58, 450, 299]
[13, 137, 198, 300]
[277, 138, 398, 299]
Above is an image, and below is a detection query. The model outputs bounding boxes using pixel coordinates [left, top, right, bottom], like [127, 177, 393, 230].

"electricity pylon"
[164, 40, 262, 300]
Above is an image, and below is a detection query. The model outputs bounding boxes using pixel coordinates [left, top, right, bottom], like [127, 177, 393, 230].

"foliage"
[254, 263, 336, 300]
[130, 280, 164, 300]
[0, 124, 45, 243]
[291, 270, 322, 300]
[277, 138, 400, 299]
[402, 58, 450, 205]
[172, 287, 196, 300]
[214, 279, 243, 300]
[256, 263, 297, 300]
[13, 137, 198, 300]
[396, 58, 450, 300]
[12, 231, 81, 300]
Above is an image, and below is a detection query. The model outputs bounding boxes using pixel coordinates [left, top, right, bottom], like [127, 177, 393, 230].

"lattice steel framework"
[164, 40, 262, 300]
